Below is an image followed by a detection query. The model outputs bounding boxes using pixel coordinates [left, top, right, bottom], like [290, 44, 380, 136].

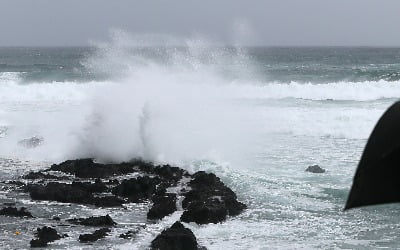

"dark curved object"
[345, 101, 400, 210]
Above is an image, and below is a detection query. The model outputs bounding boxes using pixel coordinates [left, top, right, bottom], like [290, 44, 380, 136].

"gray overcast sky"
[1, 0, 400, 46]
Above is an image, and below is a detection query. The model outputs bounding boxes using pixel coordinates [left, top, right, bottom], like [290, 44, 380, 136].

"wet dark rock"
[18, 136, 43, 148]
[3, 202, 16, 206]
[181, 199, 228, 224]
[11, 158, 244, 248]
[48, 159, 185, 183]
[52, 216, 61, 221]
[30, 226, 63, 248]
[305, 165, 325, 173]
[35, 226, 62, 242]
[181, 171, 246, 224]
[79, 228, 111, 242]
[23, 171, 64, 180]
[147, 193, 177, 220]
[0, 206, 34, 218]
[108, 179, 120, 185]
[67, 214, 116, 227]
[71, 179, 108, 193]
[119, 225, 146, 239]
[92, 195, 124, 207]
[26, 182, 124, 207]
[151, 222, 201, 250]
[23, 184, 39, 193]
[28, 182, 94, 204]
[6, 180, 25, 186]
[119, 230, 136, 239]
[112, 176, 160, 202]
[140, 164, 186, 183]
[50, 159, 140, 178]
[30, 238, 48, 248]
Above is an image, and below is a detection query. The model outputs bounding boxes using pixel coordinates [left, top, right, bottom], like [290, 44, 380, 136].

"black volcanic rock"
[30, 226, 63, 248]
[28, 182, 94, 204]
[140, 164, 186, 183]
[30, 238, 48, 248]
[0, 206, 33, 218]
[23, 171, 65, 180]
[50, 159, 144, 178]
[119, 225, 146, 239]
[112, 176, 160, 202]
[147, 192, 177, 220]
[12, 158, 245, 248]
[48, 159, 186, 183]
[79, 228, 110, 242]
[67, 214, 116, 227]
[26, 182, 124, 207]
[71, 179, 108, 193]
[181, 199, 228, 224]
[180, 171, 246, 224]
[151, 222, 200, 250]
[35, 226, 62, 242]
[119, 230, 136, 239]
[6, 180, 25, 186]
[92, 196, 125, 207]
[305, 165, 325, 173]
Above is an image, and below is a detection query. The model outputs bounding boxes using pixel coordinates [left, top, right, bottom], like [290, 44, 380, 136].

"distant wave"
[0, 81, 102, 103]
[0, 72, 22, 83]
[1, 79, 399, 104]
[228, 80, 400, 101]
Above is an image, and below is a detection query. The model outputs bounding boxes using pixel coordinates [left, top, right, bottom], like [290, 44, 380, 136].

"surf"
[0, 37, 398, 169]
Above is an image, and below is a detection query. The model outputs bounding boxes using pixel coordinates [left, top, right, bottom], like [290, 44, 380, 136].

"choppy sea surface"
[1, 43, 400, 249]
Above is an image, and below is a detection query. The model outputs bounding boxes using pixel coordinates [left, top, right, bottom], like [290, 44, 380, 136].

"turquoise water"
[1, 45, 400, 249]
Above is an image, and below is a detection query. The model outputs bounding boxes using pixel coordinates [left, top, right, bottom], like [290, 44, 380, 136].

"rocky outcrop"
[0, 206, 34, 218]
[49, 159, 140, 178]
[147, 192, 177, 220]
[151, 222, 202, 250]
[30, 226, 64, 248]
[92, 195, 125, 207]
[71, 179, 108, 193]
[79, 228, 110, 242]
[180, 171, 246, 224]
[305, 165, 325, 173]
[26, 182, 124, 207]
[139, 164, 187, 185]
[112, 176, 160, 202]
[28, 182, 93, 203]
[67, 214, 116, 227]
[3, 159, 246, 248]
[23, 171, 65, 180]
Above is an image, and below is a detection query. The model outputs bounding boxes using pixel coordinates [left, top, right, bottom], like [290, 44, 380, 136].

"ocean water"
[1, 43, 400, 249]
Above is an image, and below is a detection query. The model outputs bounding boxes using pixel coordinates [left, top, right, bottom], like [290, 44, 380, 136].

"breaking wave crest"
[0, 79, 399, 105]
[0, 34, 399, 166]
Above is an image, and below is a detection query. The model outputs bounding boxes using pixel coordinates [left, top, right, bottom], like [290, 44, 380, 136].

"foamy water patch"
[0, 81, 106, 104]
[227, 80, 400, 101]
[0, 78, 393, 164]
[0, 72, 22, 83]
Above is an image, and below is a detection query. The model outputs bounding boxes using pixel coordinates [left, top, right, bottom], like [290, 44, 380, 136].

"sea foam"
[0, 38, 397, 167]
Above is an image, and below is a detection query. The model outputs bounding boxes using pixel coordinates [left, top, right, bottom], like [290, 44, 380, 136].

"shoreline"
[0, 158, 246, 249]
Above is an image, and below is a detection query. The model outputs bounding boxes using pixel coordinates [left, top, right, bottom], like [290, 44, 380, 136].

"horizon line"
[1, 45, 400, 49]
